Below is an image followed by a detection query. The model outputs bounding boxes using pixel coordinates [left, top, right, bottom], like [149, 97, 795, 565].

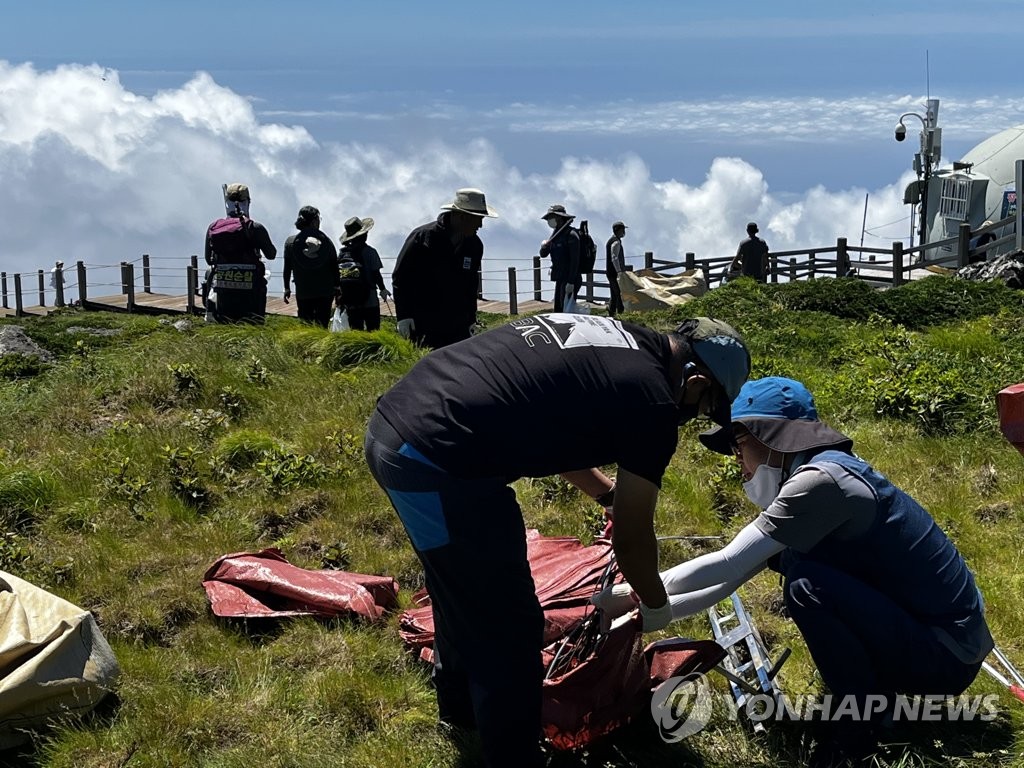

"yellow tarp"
[0, 571, 119, 747]
[619, 269, 707, 312]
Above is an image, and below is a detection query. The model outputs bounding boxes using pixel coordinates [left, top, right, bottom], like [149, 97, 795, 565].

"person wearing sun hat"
[538, 203, 580, 312]
[599, 376, 992, 764]
[392, 188, 498, 349]
[365, 314, 750, 767]
[337, 215, 388, 331]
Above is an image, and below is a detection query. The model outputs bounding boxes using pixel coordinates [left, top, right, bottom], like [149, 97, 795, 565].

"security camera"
[894, 123, 907, 142]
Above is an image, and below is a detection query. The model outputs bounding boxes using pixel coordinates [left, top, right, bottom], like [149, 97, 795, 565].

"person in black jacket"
[282, 205, 339, 328]
[392, 188, 497, 348]
[539, 204, 580, 312]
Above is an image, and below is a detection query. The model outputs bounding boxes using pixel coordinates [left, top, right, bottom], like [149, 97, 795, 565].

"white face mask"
[742, 463, 785, 508]
[547, 218, 559, 230]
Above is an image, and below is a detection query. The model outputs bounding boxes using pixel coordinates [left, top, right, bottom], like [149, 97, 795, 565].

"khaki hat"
[340, 216, 375, 243]
[225, 183, 250, 202]
[542, 204, 574, 221]
[441, 188, 498, 218]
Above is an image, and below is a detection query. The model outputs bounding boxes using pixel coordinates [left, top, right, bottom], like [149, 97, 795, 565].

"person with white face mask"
[596, 376, 992, 765]
[538, 203, 580, 312]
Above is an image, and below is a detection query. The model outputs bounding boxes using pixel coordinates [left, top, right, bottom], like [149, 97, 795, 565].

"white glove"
[591, 583, 637, 617]
[397, 318, 415, 339]
[639, 600, 674, 633]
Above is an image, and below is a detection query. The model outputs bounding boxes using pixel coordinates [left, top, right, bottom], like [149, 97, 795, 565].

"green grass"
[0, 278, 1023, 767]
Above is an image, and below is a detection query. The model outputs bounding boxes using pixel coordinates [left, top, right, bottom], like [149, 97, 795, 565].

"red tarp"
[202, 548, 398, 622]
[998, 383, 1024, 457]
[397, 531, 726, 750]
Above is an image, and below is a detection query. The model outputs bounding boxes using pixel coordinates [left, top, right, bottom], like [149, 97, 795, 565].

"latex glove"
[397, 318, 415, 339]
[379, 287, 391, 301]
[639, 600, 674, 633]
[283, 289, 291, 304]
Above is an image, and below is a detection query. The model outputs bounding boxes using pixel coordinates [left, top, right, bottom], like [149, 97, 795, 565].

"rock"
[0, 326, 55, 362]
[65, 326, 122, 337]
[955, 253, 1024, 288]
[172, 319, 192, 332]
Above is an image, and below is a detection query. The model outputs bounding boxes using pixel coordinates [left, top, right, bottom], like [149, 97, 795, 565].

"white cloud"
[0, 62, 923, 304]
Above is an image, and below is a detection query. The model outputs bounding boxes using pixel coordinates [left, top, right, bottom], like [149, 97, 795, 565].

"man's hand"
[591, 583, 637, 632]
[283, 289, 291, 304]
[639, 600, 673, 633]
[563, 284, 574, 307]
[379, 287, 391, 301]
[397, 318, 415, 339]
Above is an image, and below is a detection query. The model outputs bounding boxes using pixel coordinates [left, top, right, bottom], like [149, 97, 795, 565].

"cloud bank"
[0, 61, 924, 302]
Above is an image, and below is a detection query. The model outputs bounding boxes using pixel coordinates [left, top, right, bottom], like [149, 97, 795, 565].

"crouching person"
[595, 376, 992, 765]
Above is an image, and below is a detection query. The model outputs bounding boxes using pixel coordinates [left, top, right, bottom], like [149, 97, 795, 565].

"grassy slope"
[0, 276, 1022, 767]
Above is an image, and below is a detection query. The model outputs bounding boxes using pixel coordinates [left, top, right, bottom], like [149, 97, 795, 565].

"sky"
[2, 0, 1024, 301]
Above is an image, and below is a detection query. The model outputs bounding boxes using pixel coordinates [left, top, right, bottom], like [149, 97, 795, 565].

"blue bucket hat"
[674, 318, 751, 427]
[699, 377, 853, 455]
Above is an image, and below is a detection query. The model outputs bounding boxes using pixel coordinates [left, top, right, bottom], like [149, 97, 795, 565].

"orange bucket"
[997, 383, 1024, 457]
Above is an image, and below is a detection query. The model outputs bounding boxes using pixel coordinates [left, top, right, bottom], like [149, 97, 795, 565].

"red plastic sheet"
[399, 530, 617, 662]
[397, 531, 726, 750]
[998, 383, 1024, 457]
[202, 548, 398, 622]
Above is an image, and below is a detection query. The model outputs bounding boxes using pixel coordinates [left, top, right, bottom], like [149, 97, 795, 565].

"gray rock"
[172, 319, 193, 332]
[65, 326, 122, 337]
[0, 326, 55, 362]
[956, 253, 1024, 289]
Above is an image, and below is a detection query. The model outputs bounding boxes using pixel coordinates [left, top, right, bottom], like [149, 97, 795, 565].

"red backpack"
[207, 216, 256, 264]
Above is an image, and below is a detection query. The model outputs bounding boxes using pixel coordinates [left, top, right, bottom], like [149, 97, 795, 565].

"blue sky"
[2, 1, 1024, 298]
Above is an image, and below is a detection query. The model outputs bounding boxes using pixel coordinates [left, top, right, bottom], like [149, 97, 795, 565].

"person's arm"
[560, 468, 615, 500]
[610, 468, 667, 611]
[761, 240, 770, 276]
[252, 222, 277, 260]
[392, 231, 422, 321]
[281, 244, 292, 297]
[661, 520, 784, 596]
[611, 240, 625, 274]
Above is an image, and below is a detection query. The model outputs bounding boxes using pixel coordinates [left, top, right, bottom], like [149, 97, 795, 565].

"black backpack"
[338, 249, 371, 306]
[577, 220, 598, 274]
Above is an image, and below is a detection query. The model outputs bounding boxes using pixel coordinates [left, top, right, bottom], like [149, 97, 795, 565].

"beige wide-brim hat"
[340, 216, 375, 243]
[441, 188, 498, 218]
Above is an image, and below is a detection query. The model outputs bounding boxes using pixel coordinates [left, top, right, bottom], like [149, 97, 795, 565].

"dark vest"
[800, 450, 992, 663]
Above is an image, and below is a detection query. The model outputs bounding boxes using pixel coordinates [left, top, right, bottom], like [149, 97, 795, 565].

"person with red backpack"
[204, 183, 277, 323]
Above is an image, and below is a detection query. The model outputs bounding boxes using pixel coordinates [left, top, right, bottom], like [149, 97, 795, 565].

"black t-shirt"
[376, 314, 680, 485]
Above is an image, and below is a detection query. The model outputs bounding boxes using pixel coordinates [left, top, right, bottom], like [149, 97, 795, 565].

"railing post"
[142, 254, 152, 293]
[770, 255, 779, 284]
[807, 253, 816, 280]
[54, 264, 65, 308]
[788, 258, 797, 282]
[477, 270, 483, 300]
[508, 267, 518, 315]
[645, 251, 653, 270]
[125, 262, 136, 311]
[187, 266, 197, 315]
[1, 272, 7, 309]
[190, 254, 199, 271]
[585, 270, 594, 303]
[37, 269, 45, 307]
[120, 262, 129, 295]
[77, 261, 88, 304]
[837, 237, 849, 277]
[533, 256, 543, 301]
[14, 274, 24, 317]
[957, 223, 971, 268]
[892, 241, 904, 287]
[685, 252, 695, 271]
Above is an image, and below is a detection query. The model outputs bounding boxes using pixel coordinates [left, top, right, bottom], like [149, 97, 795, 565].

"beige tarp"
[619, 269, 707, 312]
[0, 571, 119, 747]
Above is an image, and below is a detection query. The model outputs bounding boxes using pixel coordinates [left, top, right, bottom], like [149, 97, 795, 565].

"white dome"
[960, 126, 1024, 187]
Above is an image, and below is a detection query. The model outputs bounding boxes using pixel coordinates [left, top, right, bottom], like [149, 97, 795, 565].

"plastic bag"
[330, 307, 350, 332]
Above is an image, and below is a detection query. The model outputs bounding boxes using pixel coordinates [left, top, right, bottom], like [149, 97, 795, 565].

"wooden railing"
[1, 216, 1017, 319]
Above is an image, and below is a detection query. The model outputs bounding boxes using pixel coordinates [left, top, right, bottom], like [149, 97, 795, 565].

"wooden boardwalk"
[0, 292, 558, 320]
